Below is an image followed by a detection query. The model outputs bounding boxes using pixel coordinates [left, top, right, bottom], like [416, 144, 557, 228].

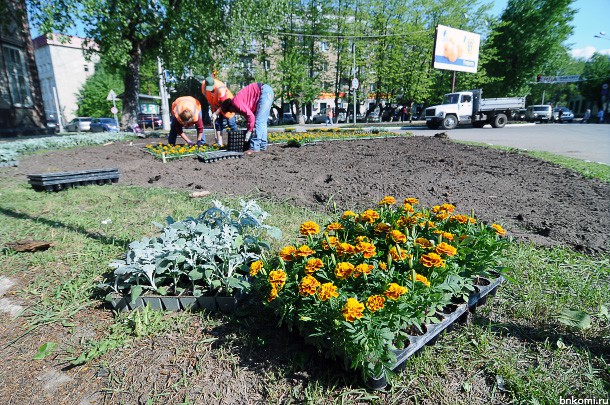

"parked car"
[336, 108, 347, 123]
[138, 114, 163, 129]
[65, 117, 92, 132]
[90, 117, 120, 133]
[367, 110, 381, 123]
[281, 112, 297, 125]
[312, 109, 329, 124]
[525, 105, 553, 123]
[552, 107, 574, 123]
[512, 108, 527, 121]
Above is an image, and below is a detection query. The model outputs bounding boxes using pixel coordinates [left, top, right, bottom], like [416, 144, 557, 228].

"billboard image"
[433, 24, 480, 74]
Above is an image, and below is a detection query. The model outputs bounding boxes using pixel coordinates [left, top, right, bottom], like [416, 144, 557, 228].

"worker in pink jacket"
[218, 82, 274, 155]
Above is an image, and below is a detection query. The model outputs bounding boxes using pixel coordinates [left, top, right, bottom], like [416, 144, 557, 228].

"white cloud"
[571, 46, 596, 59]
[599, 48, 610, 56]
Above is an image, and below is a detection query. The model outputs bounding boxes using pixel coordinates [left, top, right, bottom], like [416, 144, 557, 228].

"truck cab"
[425, 91, 474, 130]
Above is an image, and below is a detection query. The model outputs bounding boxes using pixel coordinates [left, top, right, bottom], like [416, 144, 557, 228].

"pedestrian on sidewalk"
[326, 108, 334, 126]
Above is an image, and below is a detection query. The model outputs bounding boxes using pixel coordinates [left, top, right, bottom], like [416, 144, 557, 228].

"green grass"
[0, 178, 608, 403]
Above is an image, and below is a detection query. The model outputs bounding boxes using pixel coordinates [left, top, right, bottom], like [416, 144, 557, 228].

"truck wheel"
[426, 121, 440, 129]
[472, 121, 486, 128]
[441, 115, 457, 130]
[491, 113, 507, 128]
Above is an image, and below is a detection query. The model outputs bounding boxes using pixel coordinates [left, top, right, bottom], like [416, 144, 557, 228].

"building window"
[3, 45, 33, 107]
[84, 65, 89, 72]
[262, 60, 270, 70]
[320, 41, 329, 52]
[321, 62, 328, 71]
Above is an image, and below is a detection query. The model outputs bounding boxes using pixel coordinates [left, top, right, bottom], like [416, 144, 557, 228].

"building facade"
[0, 0, 48, 136]
[33, 34, 98, 125]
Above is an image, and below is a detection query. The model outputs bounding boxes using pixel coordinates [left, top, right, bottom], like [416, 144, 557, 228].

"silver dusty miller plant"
[104, 200, 281, 302]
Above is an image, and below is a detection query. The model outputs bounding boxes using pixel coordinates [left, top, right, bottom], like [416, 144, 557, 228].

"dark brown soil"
[9, 135, 610, 253]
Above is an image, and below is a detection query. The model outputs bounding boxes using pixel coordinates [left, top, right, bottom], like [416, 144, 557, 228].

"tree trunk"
[122, 45, 142, 128]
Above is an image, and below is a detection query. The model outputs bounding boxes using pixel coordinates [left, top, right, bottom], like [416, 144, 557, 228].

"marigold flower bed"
[145, 143, 221, 160]
[250, 196, 509, 384]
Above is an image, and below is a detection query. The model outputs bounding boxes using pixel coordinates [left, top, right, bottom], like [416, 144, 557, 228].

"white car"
[525, 105, 552, 123]
[65, 117, 92, 132]
[552, 107, 574, 123]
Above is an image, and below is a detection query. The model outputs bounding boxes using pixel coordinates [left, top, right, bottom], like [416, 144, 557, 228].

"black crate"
[27, 168, 120, 191]
[227, 130, 249, 152]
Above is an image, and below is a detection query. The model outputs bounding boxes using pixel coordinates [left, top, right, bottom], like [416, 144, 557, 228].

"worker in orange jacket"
[169, 96, 204, 146]
[202, 74, 238, 147]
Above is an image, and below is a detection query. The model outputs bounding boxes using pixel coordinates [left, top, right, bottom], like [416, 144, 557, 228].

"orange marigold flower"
[436, 242, 457, 257]
[450, 214, 469, 224]
[441, 203, 456, 213]
[334, 262, 355, 279]
[294, 245, 315, 258]
[305, 258, 324, 274]
[249, 260, 263, 276]
[389, 246, 410, 261]
[299, 221, 320, 236]
[360, 209, 380, 224]
[355, 235, 370, 243]
[379, 262, 387, 271]
[268, 269, 287, 289]
[492, 223, 507, 236]
[397, 215, 418, 227]
[336, 242, 356, 256]
[388, 230, 406, 243]
[414, 237, 433, 249]
[384, 283, 408, 300]
[469, 217, 477, 224]
[415, 273, 431, 287]
[366, 295, 386, 312]
[322, 236, 340, 250]
[298, 275, 321, 296]
[378, 196, 396, 205]
[279, 245, 296, 261]
[353, 263, 373, 277]
[342, 210, 357, 220]
[374, 223, 392, 234]
[317, 282, 339, 301]
[402, 203, 414, 214]
[404, 197, 419, 205]
[434, 212, 450, 221]
[420, 253, 446, 268]
[433, 230, 455, 241]
[341, 297, 365, 322]
[267, 287, 278, 302]
[326, 222, 344, 231]
[419, 220, 436, 229]
[355, 241, 376, 258]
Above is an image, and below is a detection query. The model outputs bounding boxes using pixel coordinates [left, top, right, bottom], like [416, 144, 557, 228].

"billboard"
[433, 24, 480, 74]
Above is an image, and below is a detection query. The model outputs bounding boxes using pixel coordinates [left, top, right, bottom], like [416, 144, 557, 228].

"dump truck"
[425, 89, 525, 130]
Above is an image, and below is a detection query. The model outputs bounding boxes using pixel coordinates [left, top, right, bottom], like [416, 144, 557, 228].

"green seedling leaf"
[130, 285, 143, 304]
[557, 309, 592, 330]
[33, 342, 58, 360]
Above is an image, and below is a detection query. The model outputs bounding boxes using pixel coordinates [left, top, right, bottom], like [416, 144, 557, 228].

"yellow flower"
[305, 257, 324, 274]
[414, 237, 433, 249]
[326, 222, 344, 231]
[299, 221, 320, 236]
[404, 197, 419, 205]
[294, 245, 315, 258]
[267, 287, 278, 302]
[298, 275, 321, 296]
[322, 236, 340, 250]
[384, 283, 408, 300]
[388, 230, 406, 243]
[342, 210, 357, 220]
[378, 262, 387, 271]
[355, 235, 369, 243]
[434, 212, 450, 220]
[436, 242, 457, 257]
[415, 273, 431, 287]
[249, 260, 263, 276]
[374, 223, 392, 234]
[317, 282, 339, 301]
[420, 253, 446, 268]
[366, 295, 386, 312]
[268, 269, 287, 289]
[450, 214, 469, 224]
[419, 220, 436, 229]
[279, 245, 296, 261]
[355, 241, 376, 258]
[341, 297, 365, 322]
[334, 262, 355, 279]
[492, 223, 507, 236]
[433, 230, 455, 241]
[389, 246, 410, 261]
[353, 263, 373, 277]
[378, 196, 396, 205]
[336, 242, 356, 256]
[360, 209, 380, 224]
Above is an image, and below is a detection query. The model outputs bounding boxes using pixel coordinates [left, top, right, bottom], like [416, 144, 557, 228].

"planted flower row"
[145, 143, 222, 160]
[249, 196, 509, 381]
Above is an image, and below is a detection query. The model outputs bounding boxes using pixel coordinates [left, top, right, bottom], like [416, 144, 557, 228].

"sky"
[490, 0, 610, 59]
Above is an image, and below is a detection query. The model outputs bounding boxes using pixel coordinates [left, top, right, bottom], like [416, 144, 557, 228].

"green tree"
[75, 62, 123, 118]
[484, 0, 576, 97]
[578, 53, 610, 111]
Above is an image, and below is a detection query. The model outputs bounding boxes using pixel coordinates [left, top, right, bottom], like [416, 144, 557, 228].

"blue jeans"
[252, 84, 274, 151]
[215, 115, 237, 131]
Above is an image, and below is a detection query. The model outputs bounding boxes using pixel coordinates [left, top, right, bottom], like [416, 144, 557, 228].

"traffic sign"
[351, 78, 359, 90]
[106, 90, 117, 101]
[110, 106, 118, 114]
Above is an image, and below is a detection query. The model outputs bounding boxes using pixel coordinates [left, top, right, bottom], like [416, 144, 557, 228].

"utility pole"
[158, 57, 171, 131]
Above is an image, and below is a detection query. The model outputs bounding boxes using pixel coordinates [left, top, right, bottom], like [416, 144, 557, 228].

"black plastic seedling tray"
[27, 168, 120, 191]
[197, 151, 243, 163]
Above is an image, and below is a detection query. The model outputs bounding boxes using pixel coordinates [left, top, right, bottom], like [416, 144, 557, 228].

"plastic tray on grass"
[27, 168, 120, 191]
